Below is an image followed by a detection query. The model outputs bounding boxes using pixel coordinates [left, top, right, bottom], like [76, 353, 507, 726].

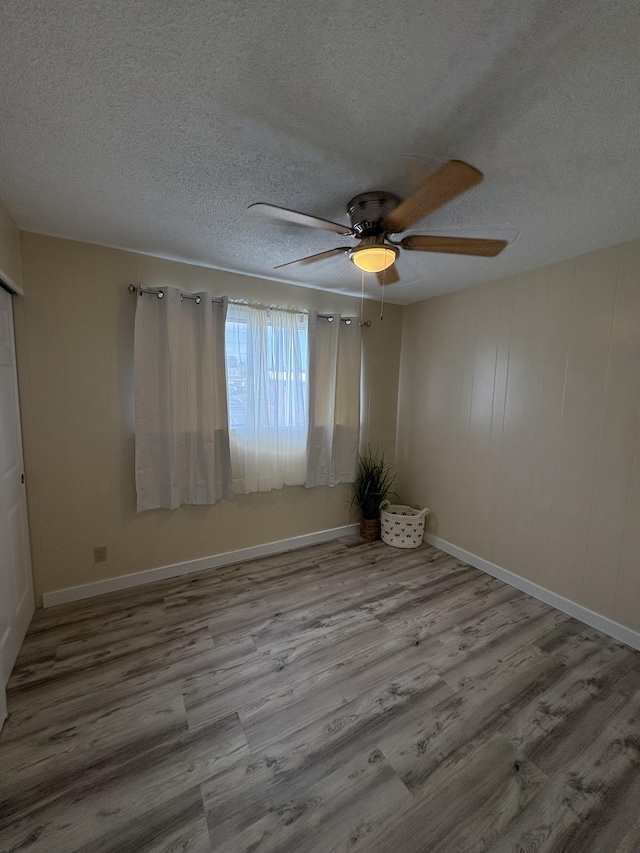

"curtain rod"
[127, 283, 370, 326]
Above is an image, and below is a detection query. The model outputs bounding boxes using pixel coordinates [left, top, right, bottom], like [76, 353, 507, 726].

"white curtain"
[134, 287, 233, 511]
[306, 312, 361, 487]
[226, 303, 308, 494]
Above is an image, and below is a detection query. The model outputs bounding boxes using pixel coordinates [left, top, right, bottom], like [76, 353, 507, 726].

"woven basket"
[380, 501, 430, 549]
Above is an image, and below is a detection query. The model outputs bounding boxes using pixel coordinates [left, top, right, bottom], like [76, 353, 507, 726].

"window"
[134, 288, 360, 511]
[224, 304, 309, 494]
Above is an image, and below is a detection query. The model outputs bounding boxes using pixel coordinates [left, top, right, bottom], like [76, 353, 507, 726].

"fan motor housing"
[348, 191, 400, 237]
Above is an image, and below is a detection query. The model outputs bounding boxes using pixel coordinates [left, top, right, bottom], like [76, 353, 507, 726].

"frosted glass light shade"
[350, 245, 397, 273]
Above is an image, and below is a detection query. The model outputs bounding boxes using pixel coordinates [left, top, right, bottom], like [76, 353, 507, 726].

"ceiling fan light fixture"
[254, 160, 499, 281]
[350, 243, 398, 273]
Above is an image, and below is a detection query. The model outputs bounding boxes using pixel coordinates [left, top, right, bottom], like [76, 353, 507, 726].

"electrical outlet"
[93, 545, 107, 563]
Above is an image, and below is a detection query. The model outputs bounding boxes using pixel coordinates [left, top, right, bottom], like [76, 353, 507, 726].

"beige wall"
[396, 239, 640, 632]
[0, 199, 22, 289]
[15, 233, 403, 603]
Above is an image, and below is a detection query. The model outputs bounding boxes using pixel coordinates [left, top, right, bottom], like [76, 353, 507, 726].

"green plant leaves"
[350, 445, 397, 521]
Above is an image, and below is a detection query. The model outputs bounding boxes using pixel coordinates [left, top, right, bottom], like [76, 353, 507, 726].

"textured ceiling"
[1, 0, 639, 305]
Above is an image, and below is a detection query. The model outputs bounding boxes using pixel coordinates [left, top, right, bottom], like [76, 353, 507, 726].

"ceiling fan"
[249, 160, 509, 285]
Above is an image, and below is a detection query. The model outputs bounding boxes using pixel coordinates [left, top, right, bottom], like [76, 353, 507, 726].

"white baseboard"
[42, 523, 360, 608]
[42, 525, 640, 652]
[424, 533, 640, 652]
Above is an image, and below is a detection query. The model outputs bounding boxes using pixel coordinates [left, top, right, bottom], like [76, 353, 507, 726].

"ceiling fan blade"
[376, 266, 400, 286]
[383, 160, 483, 233]
[401, 235, 508, 257]
[274, 247, 351, 269]
[249, 203, 353, 236]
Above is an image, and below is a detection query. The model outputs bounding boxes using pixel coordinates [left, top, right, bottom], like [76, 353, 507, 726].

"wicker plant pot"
[360, 518, 379, 541]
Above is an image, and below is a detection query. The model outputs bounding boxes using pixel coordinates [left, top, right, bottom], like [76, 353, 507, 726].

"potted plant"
[351, 446, 397, 541]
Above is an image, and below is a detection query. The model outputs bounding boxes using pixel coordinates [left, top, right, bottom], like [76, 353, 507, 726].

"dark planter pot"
[360, 518, 379, 541]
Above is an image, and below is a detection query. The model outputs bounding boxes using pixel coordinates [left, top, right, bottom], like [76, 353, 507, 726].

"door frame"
[0, 266, 28, 730]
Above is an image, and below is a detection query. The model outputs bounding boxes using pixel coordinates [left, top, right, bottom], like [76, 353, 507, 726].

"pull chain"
[380, 269, 385, 320]
[360, 268, 365, 326]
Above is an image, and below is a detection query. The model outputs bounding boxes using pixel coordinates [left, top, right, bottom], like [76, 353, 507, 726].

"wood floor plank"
[484, 688, 640, 852]
[428, 603, 569, 691]
[208, 748, 412, 853]
[0, 713, 246, 853]
[534, 618, 626, 667]
[371, 734, 546, 853]
[501, 645, 640, 773]
[201, 666, 452, 837]
[239, 637, 443, 751]
[0, 686, 187, 802]
[379, 643, 566, 797]
[183, 620, 395, 731]
[3, 642, 222, 742]
[72, 787, 212, 853]
[614, 814, 640, 853]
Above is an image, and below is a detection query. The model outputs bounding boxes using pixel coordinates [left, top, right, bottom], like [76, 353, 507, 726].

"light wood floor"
[2, 538, 640, 853]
